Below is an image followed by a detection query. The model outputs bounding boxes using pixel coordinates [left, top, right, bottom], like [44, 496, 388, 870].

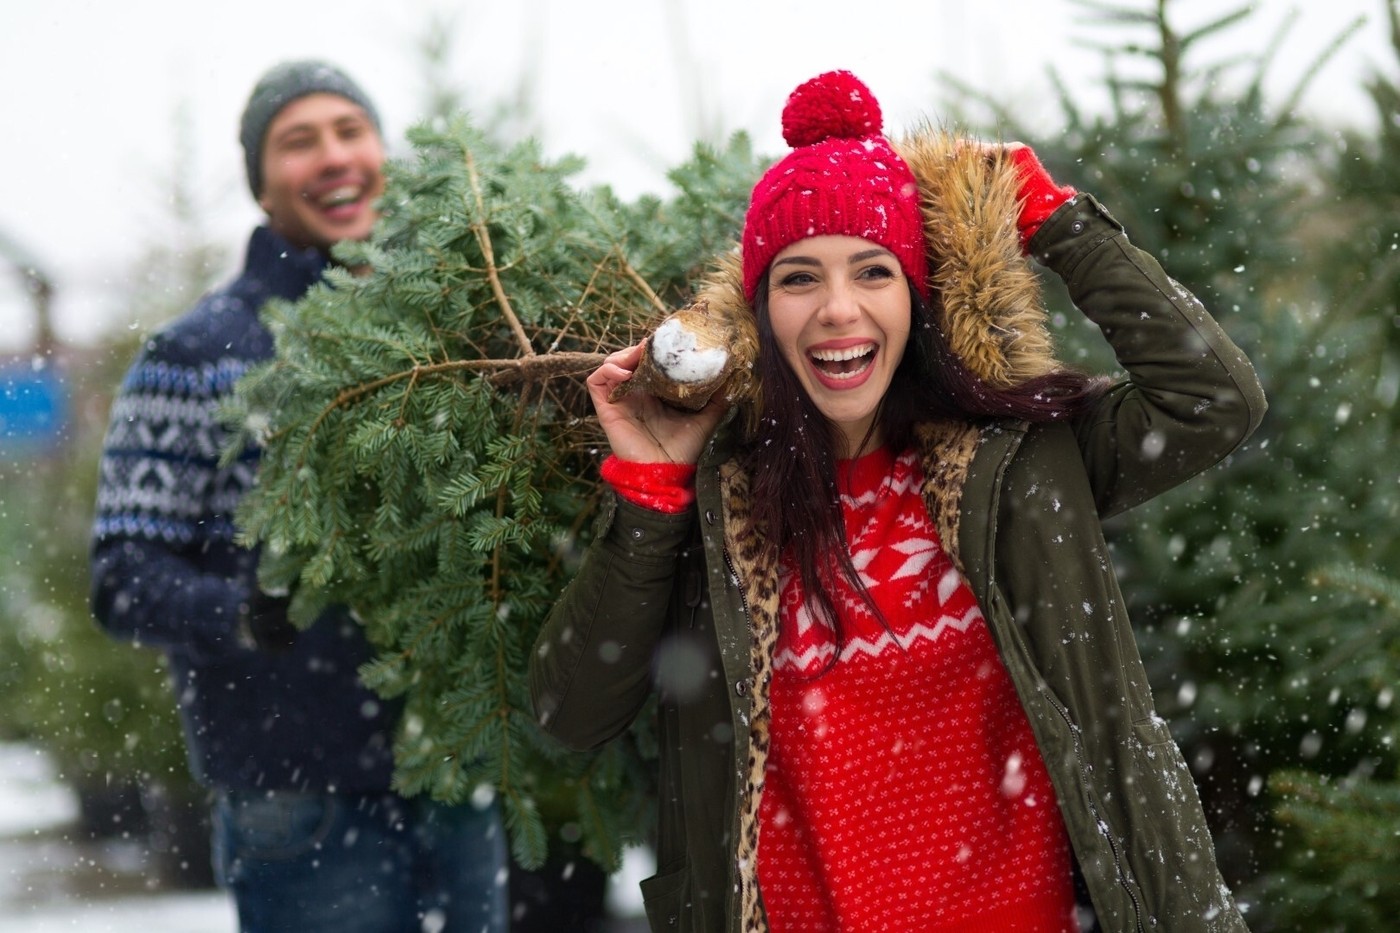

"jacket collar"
[243, 225, 331, 302]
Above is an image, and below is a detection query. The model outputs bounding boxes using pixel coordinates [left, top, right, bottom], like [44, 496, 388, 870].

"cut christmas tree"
[222, 115, 764, 870]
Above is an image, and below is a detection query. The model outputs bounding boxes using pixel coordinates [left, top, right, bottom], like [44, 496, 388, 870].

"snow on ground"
[0, 742, 649, 932]
[0, 890, 237, 933]
[0, 742, 78, 837]
[0, 742, 236, 932]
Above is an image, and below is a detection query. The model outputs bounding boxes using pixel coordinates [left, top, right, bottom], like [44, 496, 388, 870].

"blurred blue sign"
[0, 364, 67, 453]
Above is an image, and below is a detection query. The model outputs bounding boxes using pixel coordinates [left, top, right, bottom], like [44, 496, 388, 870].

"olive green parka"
[530, 133, 1267, 933]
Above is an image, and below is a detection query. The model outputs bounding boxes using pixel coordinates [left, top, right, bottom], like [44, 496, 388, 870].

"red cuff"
[600, 454, 697, 515]
[1010, 146, 1076, 250]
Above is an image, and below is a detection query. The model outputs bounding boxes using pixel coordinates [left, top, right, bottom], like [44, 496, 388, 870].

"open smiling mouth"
[316, 185, 365, 209]
[810, 344, 876, 380]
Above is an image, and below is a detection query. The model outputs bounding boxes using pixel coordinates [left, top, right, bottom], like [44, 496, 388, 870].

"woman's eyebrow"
[771, 255, 822, 269]
[849, 248, 895, 263]
[772, 248, 896, 268]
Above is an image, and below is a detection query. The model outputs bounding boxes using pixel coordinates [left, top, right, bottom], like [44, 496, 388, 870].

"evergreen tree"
[1251, 567, 1400, 930]
[0, 102, 230, 884]
[226, 115, 763, 870]
[1239, 0, 1400, 926]
[952, 1, 1396, 926]
[0, 371, 192, 836]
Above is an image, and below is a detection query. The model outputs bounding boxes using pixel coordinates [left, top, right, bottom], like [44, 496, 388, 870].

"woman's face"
[765, 235, 912, 457]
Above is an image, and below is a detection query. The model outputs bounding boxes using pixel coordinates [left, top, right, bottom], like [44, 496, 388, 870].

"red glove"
[1009, 145, 1076, 250]
[600, 454, 697, 514]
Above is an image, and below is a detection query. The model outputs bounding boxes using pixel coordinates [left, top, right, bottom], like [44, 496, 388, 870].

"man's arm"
[89, 329, 257, 659]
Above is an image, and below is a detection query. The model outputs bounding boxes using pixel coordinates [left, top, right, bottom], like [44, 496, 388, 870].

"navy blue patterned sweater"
[91, 226, 398, 793]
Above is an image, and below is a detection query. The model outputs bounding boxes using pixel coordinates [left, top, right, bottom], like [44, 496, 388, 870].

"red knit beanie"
[741, 70, 928, 303]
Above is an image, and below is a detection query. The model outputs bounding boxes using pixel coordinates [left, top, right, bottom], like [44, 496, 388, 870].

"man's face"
[258, 93, 385, 252]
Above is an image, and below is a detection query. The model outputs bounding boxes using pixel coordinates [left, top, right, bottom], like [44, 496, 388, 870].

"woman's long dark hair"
[740, 276, 1107, 649]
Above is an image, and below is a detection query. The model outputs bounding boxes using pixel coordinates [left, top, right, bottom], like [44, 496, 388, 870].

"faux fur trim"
[695, 252, 763, 437]
[896, 128, 1060, 389]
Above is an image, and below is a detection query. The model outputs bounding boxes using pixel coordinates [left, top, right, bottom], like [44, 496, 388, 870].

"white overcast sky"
[0, 0, 1392, 352]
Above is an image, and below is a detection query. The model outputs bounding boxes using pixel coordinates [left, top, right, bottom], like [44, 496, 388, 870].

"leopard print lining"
[718, 458, 779, 933]
[913, 419, 984, 575]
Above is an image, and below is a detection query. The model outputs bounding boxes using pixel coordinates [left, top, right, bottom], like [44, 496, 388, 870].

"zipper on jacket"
[978, 431, 1147, 933]
[1045, 688, 1147, 933]
[720, 545, 756, 680]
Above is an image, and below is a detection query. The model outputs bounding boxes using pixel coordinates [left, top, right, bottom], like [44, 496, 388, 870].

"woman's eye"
[859, 264, 896, 280]
[779, 271, 816, 287]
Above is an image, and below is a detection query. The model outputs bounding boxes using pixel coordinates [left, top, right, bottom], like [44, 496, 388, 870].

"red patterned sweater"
[757, 445, 1078, 933]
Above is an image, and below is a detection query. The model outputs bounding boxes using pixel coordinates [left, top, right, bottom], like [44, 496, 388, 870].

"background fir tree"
[0, 102, 228, 887]
[1242, 0, 1400, 926]
[950, 1, 1397, 927]
[1256, 567, 1400, 929]
[0, 358, 200, 867]
[226, 115, 764, 871]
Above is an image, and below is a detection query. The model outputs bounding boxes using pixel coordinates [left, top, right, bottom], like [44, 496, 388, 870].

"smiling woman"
[531, 68, 1267, 933]
[762, 236, 912, 457]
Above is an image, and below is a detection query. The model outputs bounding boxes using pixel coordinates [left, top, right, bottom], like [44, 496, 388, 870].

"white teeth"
[810, 344, 874, 362]
[822, 363, 869, 380]
[810, 344, 875, 381]
[319, 185, 362, 207]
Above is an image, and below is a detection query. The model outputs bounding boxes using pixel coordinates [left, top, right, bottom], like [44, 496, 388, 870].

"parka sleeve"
[530, 494, 693, 751]
[1028, 194, 1267, 518]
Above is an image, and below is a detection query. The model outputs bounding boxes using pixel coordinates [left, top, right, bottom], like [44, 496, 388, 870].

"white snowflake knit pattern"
[758, 446, 1078, 933]
[95, 354, 256, 544]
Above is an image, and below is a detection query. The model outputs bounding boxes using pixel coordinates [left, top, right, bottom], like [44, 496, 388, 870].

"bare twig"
[464, 146, 535, 357]
[617, 250, 671, 316]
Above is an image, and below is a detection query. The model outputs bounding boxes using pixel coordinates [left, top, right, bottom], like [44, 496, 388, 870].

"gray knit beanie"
[239, 59, 381, 198]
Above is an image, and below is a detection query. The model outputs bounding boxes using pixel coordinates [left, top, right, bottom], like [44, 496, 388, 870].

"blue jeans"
[212, 789, 507, 933]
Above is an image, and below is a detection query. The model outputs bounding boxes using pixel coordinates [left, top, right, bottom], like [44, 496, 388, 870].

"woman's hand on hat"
[955, 140, 1076, 248]
[586, 342, 727, 465]
[1005, 144, 1077, 247]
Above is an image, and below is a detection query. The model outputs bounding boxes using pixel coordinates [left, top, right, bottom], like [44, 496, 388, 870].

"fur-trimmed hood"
[697, 127, 1062, 434]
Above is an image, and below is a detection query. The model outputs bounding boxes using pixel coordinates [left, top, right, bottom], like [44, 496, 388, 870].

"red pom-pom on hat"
[781, 70, 883, 147]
